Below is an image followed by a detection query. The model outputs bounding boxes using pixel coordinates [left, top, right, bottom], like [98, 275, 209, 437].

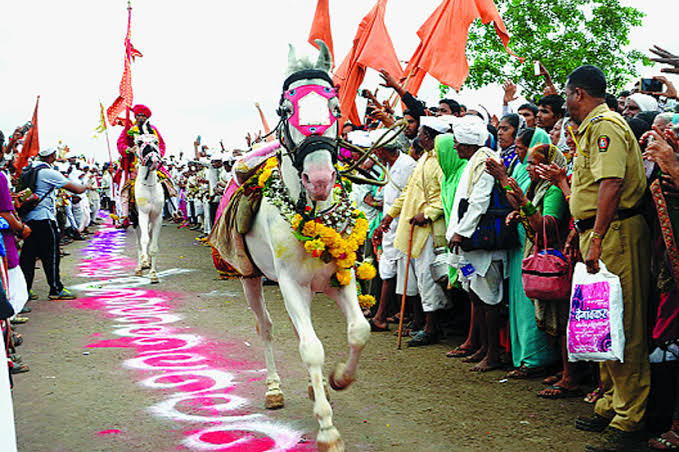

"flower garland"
[259, 156, 376, 287]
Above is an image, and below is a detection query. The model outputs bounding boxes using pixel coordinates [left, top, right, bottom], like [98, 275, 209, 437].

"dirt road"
[11, 219, 594, 451]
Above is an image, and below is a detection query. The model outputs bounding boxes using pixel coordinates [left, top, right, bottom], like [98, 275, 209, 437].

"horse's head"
[278, 40, 340, 202]
[136, 133, 161, 171]
[296, 136, 337, 202]
[278, 40, 341, 151]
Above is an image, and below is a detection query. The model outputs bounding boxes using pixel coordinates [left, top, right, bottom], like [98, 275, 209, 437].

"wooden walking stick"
[397, 223, 415, 350]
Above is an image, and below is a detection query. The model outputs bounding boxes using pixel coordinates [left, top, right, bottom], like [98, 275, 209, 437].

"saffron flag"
[107, 5, 142, 126]
[308, 0, 334, 66]
[404, 0, 521, 94]
[333, 0, 403, 126]
[14, 96, 40, 174]
[95, 102, 108, 134]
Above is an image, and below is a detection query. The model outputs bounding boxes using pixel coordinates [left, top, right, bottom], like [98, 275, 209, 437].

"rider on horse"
[114, 104, 173, 228]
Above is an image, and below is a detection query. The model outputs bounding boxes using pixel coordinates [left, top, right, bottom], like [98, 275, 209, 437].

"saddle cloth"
[208, 145, 279, 278]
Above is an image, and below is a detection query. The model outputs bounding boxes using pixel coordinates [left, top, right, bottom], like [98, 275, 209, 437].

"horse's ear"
[314, 39, 332, 72]
[288, 44, 298, 71]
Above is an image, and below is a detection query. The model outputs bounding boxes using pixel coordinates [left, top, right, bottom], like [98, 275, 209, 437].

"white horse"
[240, 43, 370, 452]
[132, 133, 165, 284]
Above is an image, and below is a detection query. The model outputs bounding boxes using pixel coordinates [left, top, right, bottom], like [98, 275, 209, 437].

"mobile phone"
[640, 78, 663, 93]
[196, 135, 201, 145]
[534, 61, 541, 77]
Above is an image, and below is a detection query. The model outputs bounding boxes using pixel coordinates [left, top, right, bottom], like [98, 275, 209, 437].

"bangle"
[591, 231, 603, 240]
[521, 201, 537, 216]
[565, 194, 571, 202]
[503, 184, 512, 192]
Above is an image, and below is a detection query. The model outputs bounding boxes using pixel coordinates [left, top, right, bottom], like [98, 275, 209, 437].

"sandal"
[369, 319, 389, 332]
[9, 362, 29, 374]
[584, 386, 603, 404]
[407, 331, 438, 347]
[649, 430, 679, 451]
[537, 384, 583, 399]
[10, 316, 29, 325]
[506, 365, 546, 379]
[446, 346, 475, 358]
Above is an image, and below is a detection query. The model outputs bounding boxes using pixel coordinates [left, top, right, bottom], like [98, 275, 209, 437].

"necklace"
[259, 158, 369, 286]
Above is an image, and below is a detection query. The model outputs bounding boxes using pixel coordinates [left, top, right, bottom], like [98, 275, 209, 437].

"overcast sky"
[1, 0, 677, 162]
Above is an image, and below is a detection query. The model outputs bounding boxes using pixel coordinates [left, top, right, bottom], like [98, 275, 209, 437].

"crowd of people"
[339, 59, 679, 451]
[3, 53, 679, 451]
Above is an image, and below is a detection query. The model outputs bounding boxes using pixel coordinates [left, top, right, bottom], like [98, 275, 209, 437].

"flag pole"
[100, 101, 114, 166]
[125, 0, 132, 129]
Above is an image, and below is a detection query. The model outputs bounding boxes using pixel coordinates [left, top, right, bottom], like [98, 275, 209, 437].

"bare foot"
[371, 318, 388, 330]
[463, 348, 487, 363]
[470, 357, 502, 372]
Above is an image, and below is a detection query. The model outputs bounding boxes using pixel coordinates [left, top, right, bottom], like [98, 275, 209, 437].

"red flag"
[404, 0, 521, 94]
[14, 96, 40, 174]
[308, 0, 334, 66]
[333, 0, 403, 126]
[107, 4, 142, 126]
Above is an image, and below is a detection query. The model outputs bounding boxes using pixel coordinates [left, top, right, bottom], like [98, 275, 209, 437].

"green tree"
[440, 0, 649, 99]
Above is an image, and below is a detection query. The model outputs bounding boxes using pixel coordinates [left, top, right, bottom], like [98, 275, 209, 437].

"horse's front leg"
[134, 223, 144, 276]
[147, 209, 162, 284]
[241, 276, 283, 409]
[278, 273, 344, 452]
[137, 209, 151, 270]
[324, 272, 370, 391]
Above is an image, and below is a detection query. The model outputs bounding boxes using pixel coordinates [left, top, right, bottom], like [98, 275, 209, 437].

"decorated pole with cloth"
[308, 0, 334, 67]
[332, 0, 403, 127]
[95, 101, 114, 167]
[106, 0, 142, 128]
[13, 95, 40, 178]
[403, 0, 522, 95]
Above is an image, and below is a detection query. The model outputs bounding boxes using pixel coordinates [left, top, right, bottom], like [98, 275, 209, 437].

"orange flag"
[308, 0, 334, 66]
[333, 0, 403, 126]
[14, 96, 40, 174]
[404, 0, 521, 95]
[107, 3, 142, 126]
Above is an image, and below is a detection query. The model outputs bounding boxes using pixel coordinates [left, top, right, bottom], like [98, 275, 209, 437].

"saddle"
[208, 151, 278, 279]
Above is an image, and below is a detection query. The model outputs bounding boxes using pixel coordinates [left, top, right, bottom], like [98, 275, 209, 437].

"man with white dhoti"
[448, 115, 508, 372]
[370, 131, 417, 332]
[380, 116, 451, 346]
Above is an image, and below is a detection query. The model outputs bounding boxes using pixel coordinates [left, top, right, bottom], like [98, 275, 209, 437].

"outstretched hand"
[502, 80, 518, 105]
[379, 69, 402, 91]
[649, 45, 679, 74]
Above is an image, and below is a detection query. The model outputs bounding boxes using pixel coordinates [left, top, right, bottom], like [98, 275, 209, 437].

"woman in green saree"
[486, 128, 560, 378]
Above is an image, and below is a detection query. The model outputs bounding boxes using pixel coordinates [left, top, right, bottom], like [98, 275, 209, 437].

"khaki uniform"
[571, 103, 650, 432]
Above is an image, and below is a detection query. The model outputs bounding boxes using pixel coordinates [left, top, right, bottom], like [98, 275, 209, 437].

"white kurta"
[379, 153, 417, 280]
[447, 154, 507, 305]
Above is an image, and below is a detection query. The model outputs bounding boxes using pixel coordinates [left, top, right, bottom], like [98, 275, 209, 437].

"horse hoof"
[265, 390, 284, 410]
[134, 269, 143, 277]
[329, 363, 354, 391]
[142, 263, 151, 270]
[149, 276, 159, 284]
[307, 382, 330, 402]
[317, 429, 344, 452]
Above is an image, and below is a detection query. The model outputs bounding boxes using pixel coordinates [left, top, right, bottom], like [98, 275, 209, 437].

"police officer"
[565, 65, 650, 452]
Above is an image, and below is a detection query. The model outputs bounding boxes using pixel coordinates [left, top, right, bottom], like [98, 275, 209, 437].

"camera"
[640, 78, 663, 93]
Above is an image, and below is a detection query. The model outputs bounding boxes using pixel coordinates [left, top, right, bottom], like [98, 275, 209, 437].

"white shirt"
[382, 152, 417, 261]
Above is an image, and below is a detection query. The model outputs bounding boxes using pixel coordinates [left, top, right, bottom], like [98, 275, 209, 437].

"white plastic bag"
[567, 261, 625, 362]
